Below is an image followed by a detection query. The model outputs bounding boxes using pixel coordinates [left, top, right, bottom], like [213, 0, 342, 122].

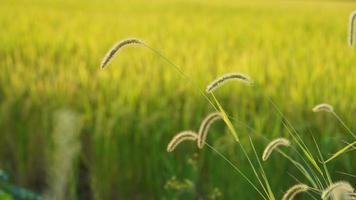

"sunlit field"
[0, 0, 355, 199]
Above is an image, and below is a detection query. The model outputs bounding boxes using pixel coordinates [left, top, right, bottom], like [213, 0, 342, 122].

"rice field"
[0, 0, 355, 199]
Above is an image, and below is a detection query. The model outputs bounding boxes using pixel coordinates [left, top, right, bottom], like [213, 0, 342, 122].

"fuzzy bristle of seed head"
[312, 103, 334, 113]
[167, 131, 198, 152]
[206, 72, 252, 93]
[100, 38, 143, 68]
[321, 181, 354, 200]
[282, 184, 309, 200]
[262, 138, 290, 161]
[349, 11, 356, 47]
[197, 112, 222, 149]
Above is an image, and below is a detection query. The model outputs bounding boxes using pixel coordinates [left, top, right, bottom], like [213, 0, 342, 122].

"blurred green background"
[0, 0, 355, 199]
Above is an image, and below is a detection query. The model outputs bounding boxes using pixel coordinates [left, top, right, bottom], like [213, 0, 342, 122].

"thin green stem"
[204, 142, 267, 200]
[331, 112, 356, 139]
[238, 142, 270, 199]
[249, 137, 275, 200]
[277, 149, 318, 188]
[312, 136, 332, 186]
[142, 43, 219, 112]
[210, 93, 239, 142]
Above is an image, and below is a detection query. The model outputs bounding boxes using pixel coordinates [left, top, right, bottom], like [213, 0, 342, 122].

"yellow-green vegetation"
[0, 0, 355, 199]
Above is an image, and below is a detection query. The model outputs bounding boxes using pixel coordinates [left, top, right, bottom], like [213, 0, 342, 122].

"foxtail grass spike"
[312, 103, 334, 113]
[282, 184, 309, 200]
[321, 181, 354, 200]
[206, 72, 252, 93]
[167, 131, 198, 152]
[101, 38, 143, 68]
[262, 138, 290, 161]
[197, 112, 222, 149]
[349, 11, 356, 47]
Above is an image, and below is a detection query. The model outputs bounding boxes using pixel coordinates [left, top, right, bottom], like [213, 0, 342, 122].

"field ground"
[0, 0, 355, 199]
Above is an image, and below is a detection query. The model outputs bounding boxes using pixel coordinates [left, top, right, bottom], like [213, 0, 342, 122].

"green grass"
[0, 0, 355, 199]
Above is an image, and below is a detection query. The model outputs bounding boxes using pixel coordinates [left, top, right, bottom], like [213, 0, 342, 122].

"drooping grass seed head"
[312, 103, 334, 113]
[321, 181, 354, 200]
[167, 131, 198, 152]
[262, 138, 290, 161]
[206, 72, 252, 93]
[349, 11, 356, 47]
[282, 184, 309, 200]
[100, 38, 143, 68]
[197, 112, 222, 149]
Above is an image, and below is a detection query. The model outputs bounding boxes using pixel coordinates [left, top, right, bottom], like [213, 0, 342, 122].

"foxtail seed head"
[197, 112, 222, 149]
[349, 11, 356, 47]
[312, 103, 334, 113]
[321, 181, 354, 200]
[167, 131, 198, 152]
[262, 138, 290, 161]
[101, 38, 143, 68]
[282, 184, 309, 200]
[206, 72, 252, 93]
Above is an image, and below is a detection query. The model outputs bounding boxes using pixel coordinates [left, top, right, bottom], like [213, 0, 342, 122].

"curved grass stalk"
[101, 40, 276, 199]
[102, 39, 248, 154]
[101, 38, 221, 114]
[141, 43, 249, 145]
[204, 142, 267, 200]
[141, 43, 221, 111]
